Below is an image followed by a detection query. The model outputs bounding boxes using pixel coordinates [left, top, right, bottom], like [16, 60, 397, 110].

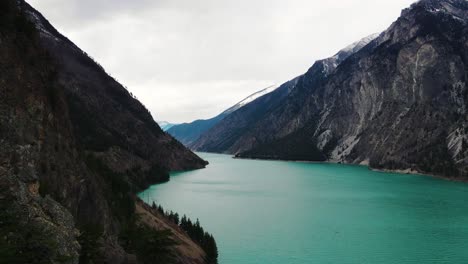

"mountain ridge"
[191, 32, 380, 153]
[193, 0, 468, 178]
[0, 1, 212, 263]
[167, 85, 280, 146]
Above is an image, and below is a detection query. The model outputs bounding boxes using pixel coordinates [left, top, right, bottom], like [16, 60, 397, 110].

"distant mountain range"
[191, 0, 468, 179]
[166, 85, 279, 146]
[158, 121, 178, 131]
[2, 0, 467, 263]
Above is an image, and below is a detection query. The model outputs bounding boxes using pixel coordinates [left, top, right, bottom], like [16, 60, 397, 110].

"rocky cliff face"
[194, 0, 468, 178]
[192, 34, 379, 154]
[0, 1, 209, 263]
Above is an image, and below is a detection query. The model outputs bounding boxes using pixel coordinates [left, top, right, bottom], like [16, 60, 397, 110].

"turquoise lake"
[138, 153, 468, 264]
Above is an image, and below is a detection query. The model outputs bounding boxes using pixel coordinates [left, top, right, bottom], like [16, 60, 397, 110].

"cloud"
[136, 79, 275, 122]
[27, 0, 416, 122]
[28, 0, 156, 28]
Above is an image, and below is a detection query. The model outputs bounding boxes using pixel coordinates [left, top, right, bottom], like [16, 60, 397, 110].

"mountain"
[224, 85, 280, 113]
[158, 121, 178, 131]
[0, 1, 212, 263]
[193, 0, 468, 179]
[167, 85, 279, 146]
[192, 33, 379, 153]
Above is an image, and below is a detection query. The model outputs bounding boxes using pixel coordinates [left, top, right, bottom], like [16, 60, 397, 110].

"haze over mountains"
[190, 0, 468, 178]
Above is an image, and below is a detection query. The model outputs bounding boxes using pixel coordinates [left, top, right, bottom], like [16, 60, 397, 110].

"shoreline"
[230, 154, 468, 183]
[369, 167, 468, 183]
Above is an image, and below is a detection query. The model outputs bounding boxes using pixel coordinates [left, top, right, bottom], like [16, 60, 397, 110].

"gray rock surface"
[194, 0, 468, 178]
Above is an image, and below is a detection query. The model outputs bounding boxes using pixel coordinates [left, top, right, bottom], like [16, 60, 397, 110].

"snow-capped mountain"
[223, 85, 280, 115]
[334, 33, 380, 59]
[192, 0, 468, 178]
[167, 85, 280, 146]
[190, 33, 381, 154]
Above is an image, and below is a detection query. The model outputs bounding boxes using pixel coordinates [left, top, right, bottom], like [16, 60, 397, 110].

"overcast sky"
[28, 0, 415, 123]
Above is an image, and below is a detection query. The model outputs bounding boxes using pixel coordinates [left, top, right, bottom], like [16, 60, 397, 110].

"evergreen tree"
[149, 205, 218, 263]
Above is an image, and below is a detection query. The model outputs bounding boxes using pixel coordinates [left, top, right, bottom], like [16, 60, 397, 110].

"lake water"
[138, 153, 468, 264]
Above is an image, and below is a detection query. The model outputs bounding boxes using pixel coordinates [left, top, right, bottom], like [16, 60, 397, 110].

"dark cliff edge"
[0, 1, 213, 263]
[195, 0, 468, 179]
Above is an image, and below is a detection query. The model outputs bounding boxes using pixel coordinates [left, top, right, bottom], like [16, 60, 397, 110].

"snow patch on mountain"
[238, 85, 280, 107]
[332, 33, 380, 61]
[341, 33, 380, 54]
[318, 33, 381, 76]
[224, 84, 280, 114]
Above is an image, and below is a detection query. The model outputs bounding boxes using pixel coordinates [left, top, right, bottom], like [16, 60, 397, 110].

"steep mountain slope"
[239, 0, 468, 178]
[198, 0, 468, 178]
[195, 0, 468, 177]
[24, 3, 206, 175]
[192, 34, 379, 154]
[167, 85, 279, 146]
[0, 1, 210, 263]
[167, 115, 226, 147]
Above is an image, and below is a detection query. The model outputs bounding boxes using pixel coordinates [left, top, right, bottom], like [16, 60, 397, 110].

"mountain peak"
[308, 33, 380, 78]
[413, 0, 467, 8]
[409, 0, 468, 19]
[192, 0, 468, 178]
[332, 33, 380, 63]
